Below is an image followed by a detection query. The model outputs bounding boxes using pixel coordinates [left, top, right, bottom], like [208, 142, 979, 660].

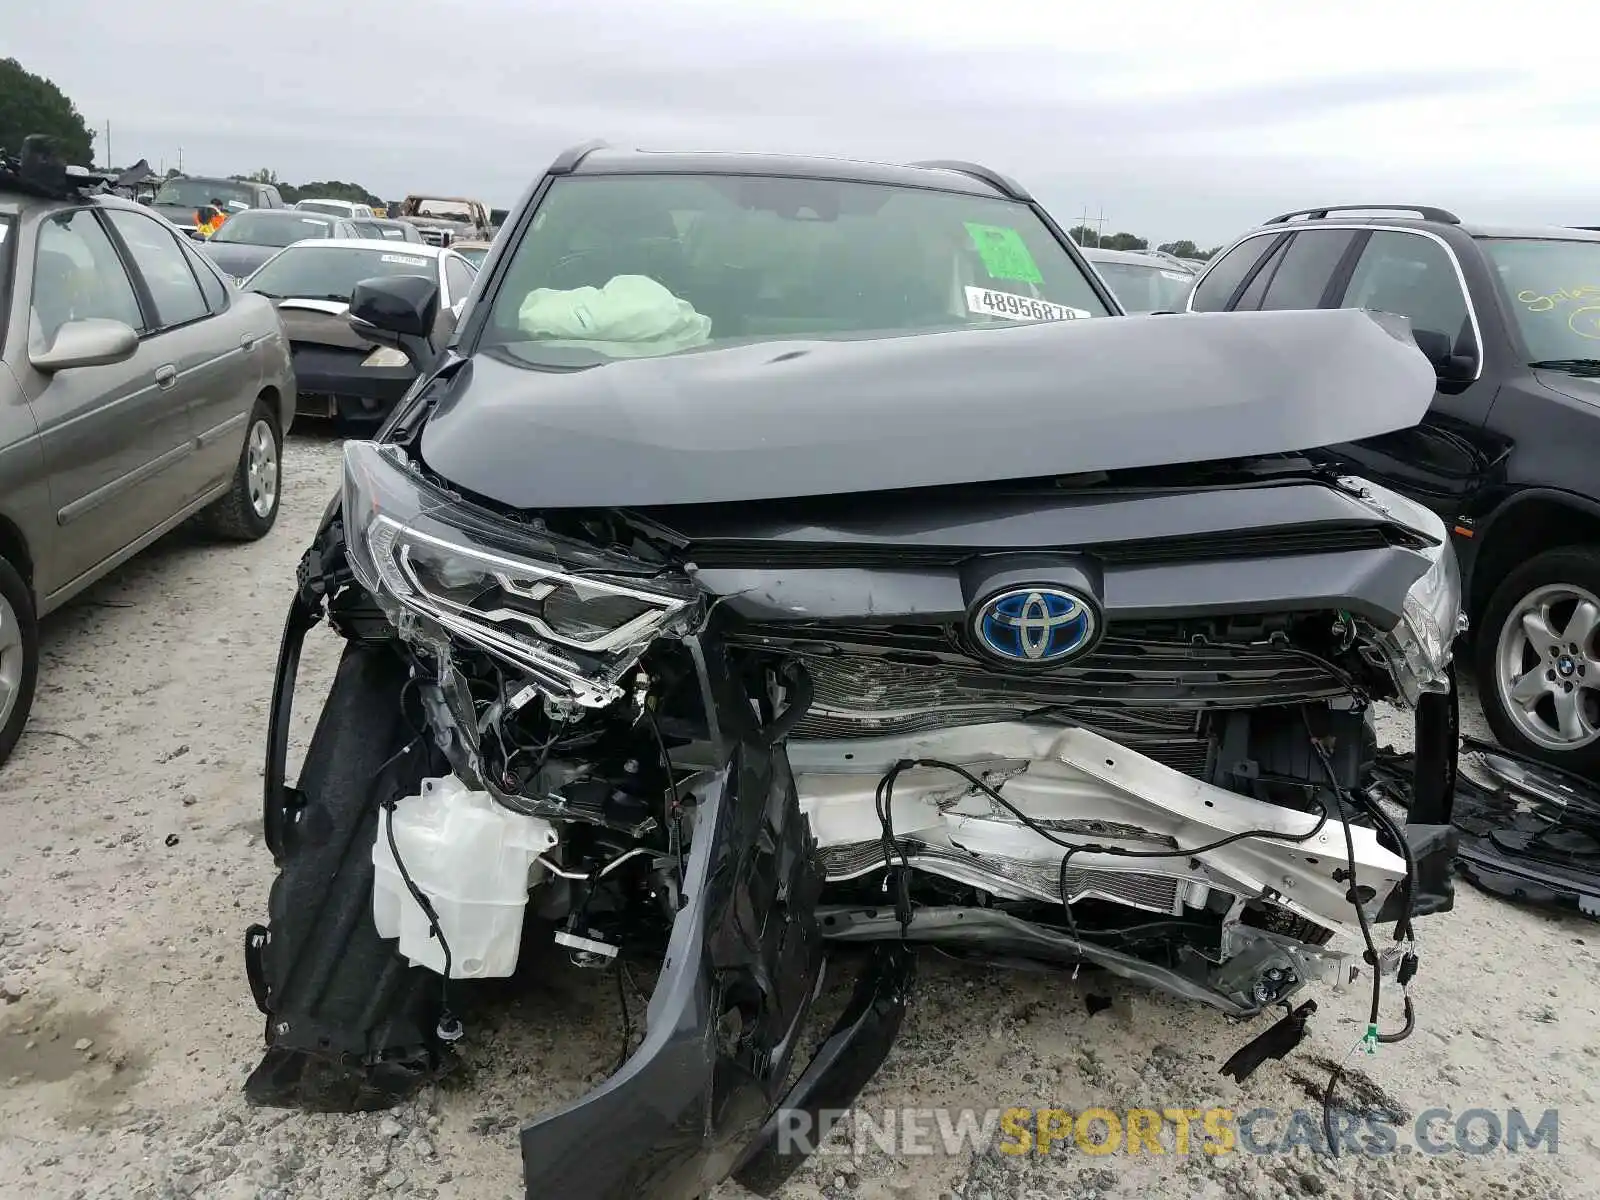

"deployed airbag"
[517, 275, 711, 357]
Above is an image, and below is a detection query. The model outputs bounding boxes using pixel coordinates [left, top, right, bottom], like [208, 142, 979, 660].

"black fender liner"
[245, 628, 447, 1111]
[518, 629, 831, 1199]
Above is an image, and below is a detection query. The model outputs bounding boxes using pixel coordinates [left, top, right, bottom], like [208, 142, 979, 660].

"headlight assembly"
[1341, 476, 1466, 703]
[342, 440, 701, 707]
[1363, 538, 1465, 705]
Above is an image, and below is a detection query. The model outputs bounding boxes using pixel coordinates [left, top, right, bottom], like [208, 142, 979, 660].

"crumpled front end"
[245, 436, 1461, 1199]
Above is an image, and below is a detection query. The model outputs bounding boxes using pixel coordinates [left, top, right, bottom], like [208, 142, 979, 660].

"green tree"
[292, 179, 384, 206]
[1157, 240, 1221, 261]
[1101, 232, 1148, 251]
[0, 58, 95, 164]
[1068, 223, 1100, 247]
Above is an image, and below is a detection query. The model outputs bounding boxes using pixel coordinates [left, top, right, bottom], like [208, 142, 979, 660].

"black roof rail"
[548, 139, 610, 175]
[0, 135, 119, 202]
[907, 159, 1031, 201]
[1265, 204, 1461, 225]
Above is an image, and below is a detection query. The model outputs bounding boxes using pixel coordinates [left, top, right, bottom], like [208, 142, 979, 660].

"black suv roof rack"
[906, 159, 1031, 201]
[1265, 203, 1461, 226]
[0, 135, 122, 202]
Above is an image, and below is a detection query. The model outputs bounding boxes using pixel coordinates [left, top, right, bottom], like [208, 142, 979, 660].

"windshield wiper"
[1530, 358, 1600, 376]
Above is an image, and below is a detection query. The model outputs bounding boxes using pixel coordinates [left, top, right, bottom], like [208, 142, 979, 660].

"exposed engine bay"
[247, 426, 1461, 1198]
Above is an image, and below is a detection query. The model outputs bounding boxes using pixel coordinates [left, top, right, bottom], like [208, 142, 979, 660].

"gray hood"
[420, 307, 1437, 510]
[202, 241, 280, 280]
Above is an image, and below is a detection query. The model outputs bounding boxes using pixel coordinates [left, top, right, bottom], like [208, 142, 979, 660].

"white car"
[293, 198, 376, 220]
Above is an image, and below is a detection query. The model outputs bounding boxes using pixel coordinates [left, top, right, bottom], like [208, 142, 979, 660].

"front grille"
[793, 653, 1214, 772]
[418, 228, 449, 246]
[819, 840, 1184, 914]
[758, 635, 1346, 722]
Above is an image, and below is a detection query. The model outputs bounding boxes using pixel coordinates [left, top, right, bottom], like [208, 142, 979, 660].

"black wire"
[901, 754, 1332, 861]
[875, 762, 917, 933]
[642, 706, 687, 887]
[612, 962, 633, 1074]
[1302, 708, 1419, 1158]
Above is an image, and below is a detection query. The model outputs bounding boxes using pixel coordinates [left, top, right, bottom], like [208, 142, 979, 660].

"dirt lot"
[0, 433, 1596, 1200]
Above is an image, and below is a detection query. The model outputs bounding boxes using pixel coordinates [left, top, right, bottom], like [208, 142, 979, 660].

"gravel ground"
[1, 433, 1596, 1200]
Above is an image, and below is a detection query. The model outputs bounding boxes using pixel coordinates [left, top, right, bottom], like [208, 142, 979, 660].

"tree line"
[1, 60, 389, 205]
[1068, 226, 1222, 260]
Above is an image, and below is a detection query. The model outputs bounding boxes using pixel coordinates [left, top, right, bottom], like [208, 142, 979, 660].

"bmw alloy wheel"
[246, 418, 279, 520]
[1495, 581, 1600, 751]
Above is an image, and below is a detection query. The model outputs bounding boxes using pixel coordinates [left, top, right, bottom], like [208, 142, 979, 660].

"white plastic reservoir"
[372, 775, 557, 979]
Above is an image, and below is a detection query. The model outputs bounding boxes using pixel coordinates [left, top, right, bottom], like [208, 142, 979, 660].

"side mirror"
[349, 274, 441, 344]
[30, 318, 139, 373]
[1412, 328, 1477, 383]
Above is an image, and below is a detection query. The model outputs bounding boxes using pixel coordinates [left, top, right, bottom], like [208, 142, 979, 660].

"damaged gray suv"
[244, 146, 1462, 1198]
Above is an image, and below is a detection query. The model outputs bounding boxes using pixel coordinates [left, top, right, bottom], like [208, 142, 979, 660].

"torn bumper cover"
[246, 565, 907, 1198]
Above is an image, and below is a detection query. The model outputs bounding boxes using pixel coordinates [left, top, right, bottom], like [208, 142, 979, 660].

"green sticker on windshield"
[965, 222, 1043, 284]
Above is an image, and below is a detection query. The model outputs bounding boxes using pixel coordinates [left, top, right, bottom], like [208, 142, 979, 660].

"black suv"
[1190, 205, 1600, 774]
[247, 151, 1460, 1198]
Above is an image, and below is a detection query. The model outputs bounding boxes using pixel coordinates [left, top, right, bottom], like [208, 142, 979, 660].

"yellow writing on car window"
[1568, 304, 1600, 340]
[1518, 284, 1600, 313]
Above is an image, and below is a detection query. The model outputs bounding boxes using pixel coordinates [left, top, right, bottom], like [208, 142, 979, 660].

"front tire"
[0, 555, 40, 771]
[203, 399, 282, 541]
[1475, 546, 1600, 775]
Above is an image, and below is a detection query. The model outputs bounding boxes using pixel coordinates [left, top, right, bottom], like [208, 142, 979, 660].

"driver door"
[1325, 229, 1506, 524]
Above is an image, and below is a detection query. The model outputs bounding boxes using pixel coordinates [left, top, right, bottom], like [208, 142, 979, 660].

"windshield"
[455, 245, 488, 266]
[296, 201, 349, 217]
[1089, 258, 1194, 313]
[153, 179, 255, 209]
[245, 245, 435, 300]
[480, 174, 1110, 364]
[414, 199, 473, 220]
[1482, 237, 1600, 365]
[212, 212, 335, 246]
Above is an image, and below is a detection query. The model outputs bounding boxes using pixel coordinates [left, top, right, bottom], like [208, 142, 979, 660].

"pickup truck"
[148, 175, 287, 236]
[395, 195, 493, 246]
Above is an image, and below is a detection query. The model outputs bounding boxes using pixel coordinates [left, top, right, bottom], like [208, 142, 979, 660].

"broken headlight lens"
[1375, 538, 1465, 703]
[1343, 477, 1465, 703]
[341, 440, 700, 705]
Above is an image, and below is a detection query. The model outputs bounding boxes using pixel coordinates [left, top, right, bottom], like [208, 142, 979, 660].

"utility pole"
[177, 145, 184, 173]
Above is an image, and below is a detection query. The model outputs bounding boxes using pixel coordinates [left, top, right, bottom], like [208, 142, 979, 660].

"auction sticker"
[381, 255, 430, 267]
[965, 287, 1088, 323]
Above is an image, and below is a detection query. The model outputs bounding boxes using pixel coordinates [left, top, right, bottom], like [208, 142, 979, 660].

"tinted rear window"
[1190, 233, 1283, 311]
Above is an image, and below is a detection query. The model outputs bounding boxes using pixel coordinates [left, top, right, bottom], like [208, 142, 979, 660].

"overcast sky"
[10, 0, 1598, 245]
